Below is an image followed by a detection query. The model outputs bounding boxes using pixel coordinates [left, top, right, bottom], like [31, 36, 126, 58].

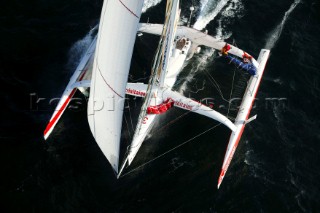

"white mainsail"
[87, 0, 144, 173]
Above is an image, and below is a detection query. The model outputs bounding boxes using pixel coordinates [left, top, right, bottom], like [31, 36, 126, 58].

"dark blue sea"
[1, 0, 320, 212]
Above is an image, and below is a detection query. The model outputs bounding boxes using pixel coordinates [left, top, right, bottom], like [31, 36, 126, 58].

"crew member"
[221, 43, 231, 55]
[242, 52, 253, 63]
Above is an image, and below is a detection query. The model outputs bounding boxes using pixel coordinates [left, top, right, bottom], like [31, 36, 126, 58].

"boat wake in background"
[243, 0, 302, 198]
[264, 0, 301, 134]
[142, 0, 163, 13]
[265, 0, 301, 49]
[179, 0, 243, 92]
[193, 0, 229, 31]
[67, 26, 97, 70]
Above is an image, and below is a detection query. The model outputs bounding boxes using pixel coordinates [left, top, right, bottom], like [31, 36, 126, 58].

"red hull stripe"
[44, 69, 88, 137]
[222, 79, 260, 172]
[44, 89, 76, 136]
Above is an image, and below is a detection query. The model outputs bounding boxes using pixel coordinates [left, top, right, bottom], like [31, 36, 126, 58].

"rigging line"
[199, 56, 228, 102]
[203, 69, 229, 103]
[157, 109, 191, 132]
[129, 76, 150, 83]
[227, 67, 236, 117]
[119, 123, 222, 178]
[188, 79, 206, 94]
[127, 102, 135, 132]
[127, 106, 190, 150]
[123, 113, 132, 139]
[208, 73, 225, 100]
[119, 147, 130, 172]
[206, 55, 235, 103]
[203, 70, 223, 98]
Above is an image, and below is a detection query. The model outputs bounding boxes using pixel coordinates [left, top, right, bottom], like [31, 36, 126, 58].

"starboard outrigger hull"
[218, 49, 270, 189]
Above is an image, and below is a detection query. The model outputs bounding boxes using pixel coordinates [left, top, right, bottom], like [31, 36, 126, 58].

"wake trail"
[142, 0, 163, 13]
[67, 26, 98, 70]
[179, 0, 243, 92]
[193, 0, 229, 30]
[243, 0, 301, 175]
[266, 0, 301, 137]
[265, 0, 301, 49]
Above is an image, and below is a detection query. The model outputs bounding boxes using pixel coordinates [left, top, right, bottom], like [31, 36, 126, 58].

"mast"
[87, 0, 144, 174]
[187, 6, 194, 27]
[158, 0, 180, 87]
[118, 0, 180, 173]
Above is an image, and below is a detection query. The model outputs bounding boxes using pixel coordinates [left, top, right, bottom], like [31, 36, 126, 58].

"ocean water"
[1, 0, 320, 212]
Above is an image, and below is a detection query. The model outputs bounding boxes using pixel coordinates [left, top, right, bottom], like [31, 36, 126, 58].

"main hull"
[125, 36, 192, 166]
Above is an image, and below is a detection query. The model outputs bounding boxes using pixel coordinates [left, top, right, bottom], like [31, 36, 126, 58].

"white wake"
[142, 0, 163, 13]
[265, 0, 301, 49]
[193, 0, 229, 30]
[179, 0, 243, 92]
[67, 26, 97, 70]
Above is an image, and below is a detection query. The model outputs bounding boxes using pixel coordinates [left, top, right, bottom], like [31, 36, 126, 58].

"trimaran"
[44, 0, 270, 189]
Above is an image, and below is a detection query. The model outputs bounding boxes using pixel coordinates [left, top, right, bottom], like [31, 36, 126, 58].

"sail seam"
[98, 67, 124, 98]
[118, 0, 139, 19]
